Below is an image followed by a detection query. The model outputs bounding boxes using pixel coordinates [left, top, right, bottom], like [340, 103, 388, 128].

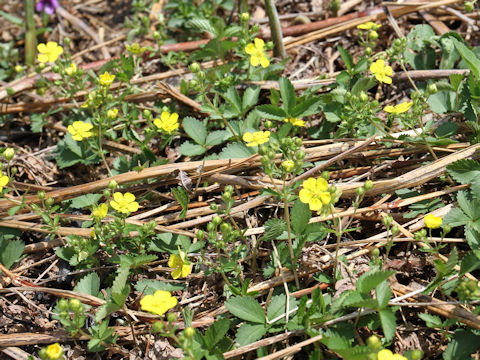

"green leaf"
[187, 18, 217, 36]
[129, 254, 158, 268]
[443, 329, 480, 360]
[0, 10, 22, 26]
[225, 296, 265, 324]
[375, 281, 391, 309]
[460, 251, 480, 276]
[452, 37, 480, 78]
[0, 238, 24, 269]
[447, 159, 480, 185]
[356, 270, 395, 294]
[203, 318, 230, 349]
[172, 186, 189, 219]
[418, 312, 443, 328]
[338, 45, 353, 71]
[111, 267, 130, 306]
[428, 91, 457, 114]
[179, 141, 206, 156]
[242, 86, 261, 113]
[74, 272, 101, 298]
[279, 77, 296, 113]
[260, 218, 286, 242]
[205, 130, 229, 146]
[235, 323, 267, 346]
[267, 294, 286, 322]
[95, 302, 121, 322]
[255, 104, 287, 121]
[69, 194, 103, 209]
[218, 142, 255, 159]
[379, 308, 397, 341]
[223, 87, 242, 114]
[134, 279, 185, 295]
[445, 247, 458, 275]
[183, 117, 207, 145]
[290, 199, 311, 236]
[291, 97, 322, 118]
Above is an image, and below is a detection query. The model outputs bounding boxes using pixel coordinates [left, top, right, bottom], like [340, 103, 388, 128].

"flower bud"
[10, 166, 17, 175]
[294, 137, 303, 147]
[153, 31, 161, 40]
[14, 65, 24, 73]
[108, 180, 118, 191]
[391, 225, 399, 236]
[167, 312, 176, 323]
[69, 298, 83, 312]
[52, 65, 60, 73]
[57, 298, 69, 311]
[442, 224, 452, 234]
[364, 180, 373, 190]
[63, 37, 71, 46]
[264, 120, 273, 129]
[207, 222, 215, 232]
[184, 326, 195, 338]
[382, 215, 393, 228]
[189, 62, 201, 73]
[370, 30, 379, 40]
[45, 197, 55, 207]
[240, 12, 250, 22]
[427, 83, 437, 94]
[251, 24, 260, 33]
[296, 150, 306, 160]
[356, 187, 365, 196]
[3, 148, 14, 161]
[465, 1, 474, 12]
[209, 203, 218, 211]
[197, 71, 205, 80]
[212, 215, 222, 226]
[103, 189, 111, 198]
[365, 47, 372, 56]
[321, 171, 330, 181]
[152, 320, 164, 333]
[366, 335, 382, 350]
[359, 92, 369, 103]
[220, 222, 232, 234]
[196, 229, 205, 240]
[371, 248, 380, 258]
[107, 108, 118, 120]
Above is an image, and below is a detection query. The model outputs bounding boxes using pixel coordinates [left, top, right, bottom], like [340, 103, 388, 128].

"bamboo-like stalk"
[264, 0, 287, 59]
[24, 0, 36, 67]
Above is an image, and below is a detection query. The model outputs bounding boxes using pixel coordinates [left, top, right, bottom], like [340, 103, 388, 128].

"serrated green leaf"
[111, 267, 130, 306]
[95, 302, 121, 322]
[218, 142, 255, 159]
[379, 308, 396, 341]
[445, 247, 458, 275]
[183, 117, 207, 145]
[443, 328, 480, 360]
[204, 318, 230, 349]
[338, 45, 353, 71]
[74, 272, 101, 298]
[69, 194, 103, 209]
[255, 104, 287, 121]
[179, 141, 206, 156]
[187, 18, 217, 36]
[130, 254, 158, 268]
[235, 323, 267, 346]
[267, 294, 286, 322]
[0, 238, 24, 269]
[375, 281, 391, 309]
[452, 37, 480, 78]
[356, 270, 394, 294]
[291, 97, 322, 118]
[172, 186, 189, 219]
[225, 296, 265, 324]
[261, 218, 286, 242]
[418, 312, 443, 328]
[279, 77, 296, 113]
[290, 199, 311, 236]
[222, 87, 242, 114]
[242, 86, 261, 113]
[460, 251, 480, 276]
[205, 130, 229, 146]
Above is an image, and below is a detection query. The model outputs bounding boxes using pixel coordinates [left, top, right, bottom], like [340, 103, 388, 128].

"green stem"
[264, 0, 286, 59]
[24, 0, 36, 67]
[283, 180, 300, 288]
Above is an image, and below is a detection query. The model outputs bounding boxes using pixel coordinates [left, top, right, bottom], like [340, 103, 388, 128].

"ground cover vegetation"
[1, 0, 480, 358]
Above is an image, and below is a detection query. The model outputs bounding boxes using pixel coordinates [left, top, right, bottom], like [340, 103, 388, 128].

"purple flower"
[36, 0, 59, 15]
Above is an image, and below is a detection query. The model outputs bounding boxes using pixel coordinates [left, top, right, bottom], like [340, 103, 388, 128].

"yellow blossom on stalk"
[110, 192, 139, 214]
[299, 177, 332, 211]
[384, 101, 412, 114]
[45, 343, 64, 360]
[281, 160, 295, 172]
[168, 250, 191, 279]
[37, 42, 63, 63]
[154, 112, 180, 134]
[377, 349, 407, 360]
[424, 214, 442, 229]
[284, 117, 306, 127]
[140, 290, 177, 316]
[0, 171, 9, 192]
[99, 71, 115, 87]
[91, 203, 108, 219]
[67, 121, 93, 141]
[370, 59, 393, 84]
[357, 22, 381, 30]
[245, 38, 270, 68]
[243, 131, 270, 147]
[107, 108, 118, 120]
[65, 63, 77, 76]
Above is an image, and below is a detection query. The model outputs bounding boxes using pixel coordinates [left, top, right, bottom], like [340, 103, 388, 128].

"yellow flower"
[424, 214, 442, 229]
[168, 250, 191, 279]
[299, 177, 332, 211]
[281, 160, 295, 172]
[357, 22, 381, 30]
[37, 42, 63, 63]
[65, 63, 77, 76]
[110, 192, 139, 214]
[45, 343, 63, 360]
[99, 71, 115, 87]
[91, 203, 108, 219]
[377, 349, 407, 360]
[67, 121, 93, 141]
[107, 108, 118, 120]
[126, 43, 147, 55]
[154, 112, 180, 134]
[284, 117, 306, 127]
[384, 101, 413, 114]
[140, 290, 178, 316]
[370, 59, 393, 84]
[0, 171, 9, 192]
[243, 131, 270, 147]
[245, 38, 270, 68]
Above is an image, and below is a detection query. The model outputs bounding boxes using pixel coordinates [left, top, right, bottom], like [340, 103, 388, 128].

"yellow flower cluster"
[245, 38, 270, 68]
[299, 177, 332, 212]
[67, 121, 93, 141]
[357, 22, 382, 31]
[37, 42, 63, 63]
[243, 131, 270, 147]
[99, 71, 115, 87]
[140, 290, 177, 316]
[424, 214, 442, 229]
[154, 112, 180, 134]
[370, 59, 393, 84]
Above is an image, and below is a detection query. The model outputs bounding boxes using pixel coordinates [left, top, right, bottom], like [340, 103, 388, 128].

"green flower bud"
[224, 185, 234, 194]
[212, 215, 222, 226]
[296, 150, 306, 160]
[265, 41, 274, 50]
[321, 171, 330, 181]
[197, 71, 205, 80]
[14, 65, 24, 73]
[371, 247, 380, 258]
[465, 1, 474, 12]
[108, 180, 118, 191]
[240, 12, 250, 22]
[153, 31, 161, 40]
[69, 298, 83, 312]
[356, 187, 365, 196]
[410, 349, 424, 360]
[209, 203, 218, 211]
[103, 189, 111, 198]
[184, 326, 195, 338]
[143, 109, 152, 119]
[189, 62, 201, 73]
[391, 225, 399, 236]
[442, 224, 452, 234]
[167, 312, 177, 323]
[359, 92, 369, 103]
[427, 83, 438, 94]
[264, 120, 274, 129]
[370, 30, 379, 40]
[57, 298, 69, 311]
[366, 335, 382, 349]
[382, 215, 393, 228]
[258, 145, 268, 156]
[365, 47, 372, 56]
[196, 229, 205, 240]
[152, 320, 164, 333]
[267, 150, 275, 160]
[220, 222, 232, 234]
[63, 37, 71, 46]
[10, 166, 17, 175]
[294, 137, 303, 147]
[207, 222, 215, 232]
[52, 65, 60, 73]
[364, 180, 374, 190]
[45, 197, 55, 207]
[251, 24, 260, 33]
[38, 191, 46, 200]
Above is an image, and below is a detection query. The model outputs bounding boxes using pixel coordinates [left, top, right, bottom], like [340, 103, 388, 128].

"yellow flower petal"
[250, 55, 260, 67]
[254, 37, 265, 50]
[245, 43, 256, 55]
